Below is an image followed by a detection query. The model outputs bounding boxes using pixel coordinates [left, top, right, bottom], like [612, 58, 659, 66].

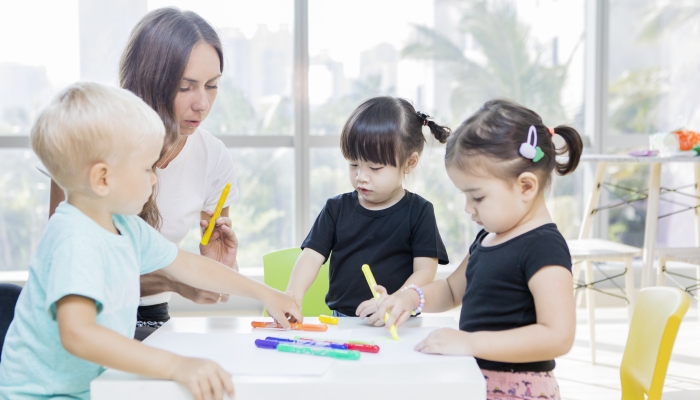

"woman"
[47, 8, 238, 340]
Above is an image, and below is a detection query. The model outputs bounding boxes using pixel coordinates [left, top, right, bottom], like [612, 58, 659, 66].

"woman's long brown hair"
[119, 7, 224, 229]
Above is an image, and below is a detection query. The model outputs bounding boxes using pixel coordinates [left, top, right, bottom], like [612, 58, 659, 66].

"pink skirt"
[481, 369, 561, 400]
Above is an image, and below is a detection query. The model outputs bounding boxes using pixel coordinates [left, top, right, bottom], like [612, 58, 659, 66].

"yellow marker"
[361, 264, 399, 340]
[201, 183, 231, 246]
[319, 315, 338, 325]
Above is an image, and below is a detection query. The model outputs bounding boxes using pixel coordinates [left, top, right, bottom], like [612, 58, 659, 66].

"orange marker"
[251, 321, 328, 332]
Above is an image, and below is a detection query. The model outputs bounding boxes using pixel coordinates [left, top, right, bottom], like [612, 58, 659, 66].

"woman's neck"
[157, 134, 189, 169]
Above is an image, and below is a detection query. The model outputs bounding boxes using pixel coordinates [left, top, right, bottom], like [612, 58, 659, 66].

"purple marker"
[255, 339, 279, 349]
[265, 336, 348, 350]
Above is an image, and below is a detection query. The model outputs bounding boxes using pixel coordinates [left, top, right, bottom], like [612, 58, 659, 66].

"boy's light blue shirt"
[0, 202, 178, 399]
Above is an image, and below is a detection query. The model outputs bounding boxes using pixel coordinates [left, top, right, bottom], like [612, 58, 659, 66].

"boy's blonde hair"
[31, 82, 165, 191]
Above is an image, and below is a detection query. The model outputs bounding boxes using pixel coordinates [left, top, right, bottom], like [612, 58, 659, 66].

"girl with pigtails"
[287, 96, 451, 323]
[377, 99, 582, 400]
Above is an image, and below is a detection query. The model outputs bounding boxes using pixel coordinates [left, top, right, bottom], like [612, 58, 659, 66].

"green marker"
[276, 343, 361, 360]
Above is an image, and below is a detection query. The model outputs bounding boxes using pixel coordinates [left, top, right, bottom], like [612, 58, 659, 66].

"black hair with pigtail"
[445, 99, 583, 191]
[341, 96, 451, 168]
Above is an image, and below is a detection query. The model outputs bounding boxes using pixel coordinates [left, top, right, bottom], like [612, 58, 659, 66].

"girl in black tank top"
[376, 99, 584, 400]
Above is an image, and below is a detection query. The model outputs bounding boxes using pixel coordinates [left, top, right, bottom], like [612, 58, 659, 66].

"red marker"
[346, 343, 380, 353]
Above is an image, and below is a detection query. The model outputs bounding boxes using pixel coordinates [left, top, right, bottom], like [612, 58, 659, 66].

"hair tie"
[519, 125, 545, 162]
[548, 127, 555, 136]
[416, 111, 429, 126]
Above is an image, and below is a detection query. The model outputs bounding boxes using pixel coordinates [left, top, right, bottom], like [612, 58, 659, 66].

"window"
[605, 0, 700, 247]
[1, 0, 587, 272]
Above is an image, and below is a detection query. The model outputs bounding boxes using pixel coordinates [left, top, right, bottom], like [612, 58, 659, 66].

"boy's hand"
[263, 290, 303, 328]
[355, 298, 384, 326]
[200, 210, 238, 270]
[414, 327, 474, 356]
[375, 285, 416, 330]
[169, 356, 234, 400]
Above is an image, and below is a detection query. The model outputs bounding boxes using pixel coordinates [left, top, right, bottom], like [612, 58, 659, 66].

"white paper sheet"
[145, 332, 335, 376]
[296, 326, 471, 365]
[145, 326, 472, 377]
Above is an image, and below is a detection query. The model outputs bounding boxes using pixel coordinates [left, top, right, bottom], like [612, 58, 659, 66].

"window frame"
[0, 0, 606, 248]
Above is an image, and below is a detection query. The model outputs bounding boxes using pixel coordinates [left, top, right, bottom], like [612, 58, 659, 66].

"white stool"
[567, 239, 640, 364]
[656, 247, 700, 329]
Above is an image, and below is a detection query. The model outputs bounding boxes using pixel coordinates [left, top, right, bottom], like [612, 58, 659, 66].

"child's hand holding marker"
[361, 264, 399, 340]
[356, 297, 384, 326]
[375, 285, 417, 330]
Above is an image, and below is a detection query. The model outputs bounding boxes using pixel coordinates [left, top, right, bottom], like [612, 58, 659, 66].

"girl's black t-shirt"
[302, 190, 448, 316]
[459, 223, 572, 372]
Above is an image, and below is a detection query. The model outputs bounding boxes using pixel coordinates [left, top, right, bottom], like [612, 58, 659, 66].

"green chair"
[263, 248, 332, 317]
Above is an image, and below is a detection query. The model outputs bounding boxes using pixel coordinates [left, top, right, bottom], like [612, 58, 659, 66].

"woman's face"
[174, 41, 221, 136]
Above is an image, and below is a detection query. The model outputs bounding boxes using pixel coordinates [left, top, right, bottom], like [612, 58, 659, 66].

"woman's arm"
[57, 295, 234, 400]
[414, 266, 576, 361]
[358, 256, 438, 323]
[285, 248, 326, 309]
[378, 253, 469, 328]
[139, 270, 226, 304]
[162, 249, 302, 325]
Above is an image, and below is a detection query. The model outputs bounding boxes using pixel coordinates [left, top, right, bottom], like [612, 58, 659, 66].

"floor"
[424, 306, 700, 400]
[557, 307, 700, 400]
[173, 305, 700, 399]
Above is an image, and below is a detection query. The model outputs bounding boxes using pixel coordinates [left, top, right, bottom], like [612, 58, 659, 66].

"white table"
[579, 154, 700, 288]
[91, 316, 486, 400]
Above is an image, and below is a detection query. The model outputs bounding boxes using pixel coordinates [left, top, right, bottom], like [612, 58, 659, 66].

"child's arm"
[414, 266, 575, 361]
[377, 253, 470, 328]
[161, 249, 302, 326]
[285, 248, 327, 309]
[357, 256, 438, 323]
[57, 295, 233, 400]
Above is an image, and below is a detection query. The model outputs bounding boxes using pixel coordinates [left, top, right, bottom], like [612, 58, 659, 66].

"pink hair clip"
[548, 127, 555, 136]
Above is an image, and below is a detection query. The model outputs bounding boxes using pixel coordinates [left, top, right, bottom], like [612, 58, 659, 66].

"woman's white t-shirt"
[144, 128, 238, 305]
[37, 128, 238, 307]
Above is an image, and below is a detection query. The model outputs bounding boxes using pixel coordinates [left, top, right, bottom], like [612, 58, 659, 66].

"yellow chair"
[262, 248, 332, 317]
[620, 287, 690, 400]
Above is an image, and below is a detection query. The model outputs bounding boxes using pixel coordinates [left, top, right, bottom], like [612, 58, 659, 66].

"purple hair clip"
[519, 125, 545, 162]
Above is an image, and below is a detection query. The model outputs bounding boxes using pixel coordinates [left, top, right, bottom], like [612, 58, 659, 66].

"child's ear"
[88, 163, 111, 197]
[516, 172, 539, 201]
[403, 152, 420, 174]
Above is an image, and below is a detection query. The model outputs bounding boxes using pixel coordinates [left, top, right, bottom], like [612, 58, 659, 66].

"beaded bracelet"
[401, 284, 425, 316]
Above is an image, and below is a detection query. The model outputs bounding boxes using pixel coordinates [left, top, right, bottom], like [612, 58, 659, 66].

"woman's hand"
[169, 356, 234, 400]
[414, 328, 474, 356]
[200, 209, 238, 270]
[376, 285, 418, 330]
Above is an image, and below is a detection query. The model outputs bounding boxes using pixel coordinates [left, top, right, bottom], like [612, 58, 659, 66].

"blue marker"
[265, 336, 348, 350]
